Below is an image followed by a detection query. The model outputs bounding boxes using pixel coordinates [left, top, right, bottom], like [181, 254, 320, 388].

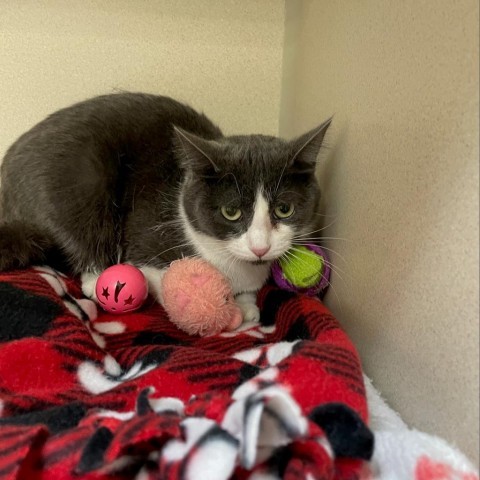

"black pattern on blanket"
[0, 267, 373, 479]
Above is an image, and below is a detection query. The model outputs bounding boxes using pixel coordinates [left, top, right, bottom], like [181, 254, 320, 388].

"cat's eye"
[274, 203, 295, 219]
[221, 206, 242, 221]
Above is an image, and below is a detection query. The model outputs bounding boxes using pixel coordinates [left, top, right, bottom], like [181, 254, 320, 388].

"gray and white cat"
[0, 93, 330, 321]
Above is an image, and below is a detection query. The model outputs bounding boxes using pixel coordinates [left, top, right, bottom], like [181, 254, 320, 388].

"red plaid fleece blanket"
[0, 266, 373, 480]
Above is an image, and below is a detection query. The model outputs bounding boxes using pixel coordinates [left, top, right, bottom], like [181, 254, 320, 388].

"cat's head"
[174, 119, 331, 264]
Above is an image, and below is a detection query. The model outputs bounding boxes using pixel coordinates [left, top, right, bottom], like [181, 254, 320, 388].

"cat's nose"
[250, 246, 270, 258]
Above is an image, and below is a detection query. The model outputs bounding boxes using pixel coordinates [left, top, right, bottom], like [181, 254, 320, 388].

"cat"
[0, 92, 331, 322]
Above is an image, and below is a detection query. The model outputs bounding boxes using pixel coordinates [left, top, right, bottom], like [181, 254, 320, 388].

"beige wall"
[280, 0, 479, 464]
[0, 0, 285, 159]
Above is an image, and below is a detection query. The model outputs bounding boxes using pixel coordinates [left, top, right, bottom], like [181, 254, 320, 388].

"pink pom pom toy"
[161, 257, 243, 337]
[96, 264, 148, 314]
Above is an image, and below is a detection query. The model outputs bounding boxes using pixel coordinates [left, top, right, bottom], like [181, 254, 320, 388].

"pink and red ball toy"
[95, 264, 148, 314]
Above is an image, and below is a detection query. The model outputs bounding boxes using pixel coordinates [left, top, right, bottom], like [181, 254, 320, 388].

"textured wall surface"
[0, 0, 285, 160]
[280, 0, 479, 464]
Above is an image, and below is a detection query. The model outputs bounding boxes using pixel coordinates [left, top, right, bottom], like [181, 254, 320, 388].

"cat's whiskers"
[308, 217, 338, 235]
[286, 246, 331, 277]
[141, 241, 199, 267]
[225, 254, 241, 280]
[312, 212, 338, 218]
[149, 219, 191, 232]
[290, 241, 348, 266]
[149, 216, 201, 232]
[144, 236, 235, 266]
[156, 188, 180, 200]
[294, 236, 350, 242]
[180, 248, 248, 282]
[289, 245, 350, 285]
[294, 221, 342, 238]
[276, 190, 307, 200]
[153, 188, 183, 209]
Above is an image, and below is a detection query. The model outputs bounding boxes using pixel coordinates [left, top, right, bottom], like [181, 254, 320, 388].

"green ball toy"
[279, 246, 323, 288]
[272, 244, 331, 296]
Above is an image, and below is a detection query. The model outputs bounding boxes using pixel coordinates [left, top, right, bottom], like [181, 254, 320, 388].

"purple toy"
[272, 244, 331, 296]
[96, 264, 148, 314]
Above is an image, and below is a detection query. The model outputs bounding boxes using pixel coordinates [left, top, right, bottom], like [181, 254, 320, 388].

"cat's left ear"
[289, 117, 332, 173]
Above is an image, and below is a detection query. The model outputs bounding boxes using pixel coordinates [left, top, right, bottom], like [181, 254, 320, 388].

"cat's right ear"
[172, 126, 221, 174]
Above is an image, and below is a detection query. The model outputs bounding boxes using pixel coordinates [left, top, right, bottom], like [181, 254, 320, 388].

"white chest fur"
[201, 246, 271, 294]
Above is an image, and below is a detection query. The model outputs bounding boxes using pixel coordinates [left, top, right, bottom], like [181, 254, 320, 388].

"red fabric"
[0, 268, 371, 479]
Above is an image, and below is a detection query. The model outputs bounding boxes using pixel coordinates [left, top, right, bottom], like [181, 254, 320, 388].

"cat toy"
[161, 258, 243, 336]
[95, 264, 148, 314]
[271, 244, 331, 296]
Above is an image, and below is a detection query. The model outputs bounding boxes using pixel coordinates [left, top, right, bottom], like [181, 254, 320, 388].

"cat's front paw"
[81, 272, 99, 300]
[239, 303, 261, 323]
[235, 292, 260, 323]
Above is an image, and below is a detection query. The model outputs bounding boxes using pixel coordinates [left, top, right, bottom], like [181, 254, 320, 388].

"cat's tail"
[0, 222, 57, 271]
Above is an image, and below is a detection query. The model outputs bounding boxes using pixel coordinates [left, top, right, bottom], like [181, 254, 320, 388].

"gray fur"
[0, 92, 330, 274]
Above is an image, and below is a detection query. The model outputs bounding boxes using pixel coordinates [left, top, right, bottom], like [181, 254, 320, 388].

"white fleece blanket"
[363, 375, 478, 480]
